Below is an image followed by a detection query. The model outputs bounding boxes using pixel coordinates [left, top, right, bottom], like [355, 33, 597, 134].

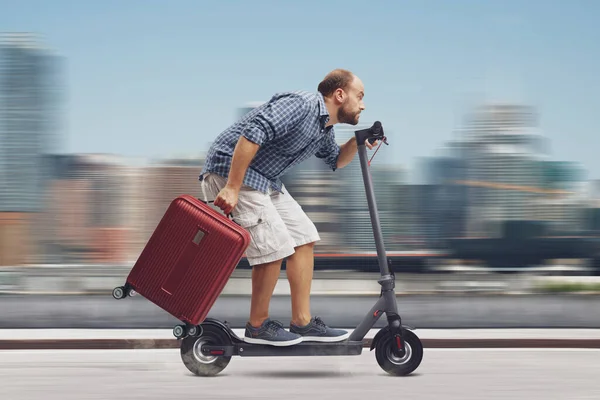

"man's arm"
[336, 137, 359, 169]
[316, 135, 379, 171]
[315, 133, 341, 171]
[215, 135, 261, 214]
[226, 136, 260, 192]
[315, 134, 359, 170]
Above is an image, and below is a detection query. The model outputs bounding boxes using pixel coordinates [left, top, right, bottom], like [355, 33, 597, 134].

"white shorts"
[200, 173, 321, 266]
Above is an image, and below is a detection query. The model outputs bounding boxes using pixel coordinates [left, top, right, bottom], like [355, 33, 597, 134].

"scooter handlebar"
[355, 121, 388, 146]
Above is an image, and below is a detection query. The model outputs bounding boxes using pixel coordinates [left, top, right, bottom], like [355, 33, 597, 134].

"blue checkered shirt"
[199, 91, 340, 193]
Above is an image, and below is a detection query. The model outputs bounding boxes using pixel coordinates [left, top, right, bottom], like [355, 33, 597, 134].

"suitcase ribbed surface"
[126, 195, 250, 325]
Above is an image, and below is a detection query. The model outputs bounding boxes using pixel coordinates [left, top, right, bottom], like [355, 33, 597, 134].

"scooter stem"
[355, 125, 390, 278]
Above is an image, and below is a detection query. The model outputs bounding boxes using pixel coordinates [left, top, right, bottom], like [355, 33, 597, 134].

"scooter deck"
[196, 319, 365, 357]
[202, 339, 364, 357]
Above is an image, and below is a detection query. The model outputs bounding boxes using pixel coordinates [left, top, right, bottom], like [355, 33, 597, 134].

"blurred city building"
[459, 104, 549, 236]
[423, 104, 587, 240]
[0, 33, 65, 265]
[583, 180, 600, 234]
[38, 154, 130, 264]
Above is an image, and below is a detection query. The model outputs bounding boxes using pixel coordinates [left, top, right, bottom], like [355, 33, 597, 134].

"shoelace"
[312, 316, 327, 328]
[265, 320, 285, 333]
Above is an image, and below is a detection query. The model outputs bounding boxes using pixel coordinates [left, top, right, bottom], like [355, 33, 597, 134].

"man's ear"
[334, 88, 345, 104]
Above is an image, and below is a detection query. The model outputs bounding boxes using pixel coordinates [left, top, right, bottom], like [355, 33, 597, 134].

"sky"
[2, 0, 599, 179]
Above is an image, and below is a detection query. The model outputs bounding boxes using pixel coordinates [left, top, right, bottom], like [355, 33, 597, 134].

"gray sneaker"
[244, 318, 303, 346]
[290, 316, 350, 342]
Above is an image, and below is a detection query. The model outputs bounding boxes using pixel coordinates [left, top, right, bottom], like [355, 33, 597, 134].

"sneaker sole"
[243, 336, 303, 346]
[296, 332, 351, 342]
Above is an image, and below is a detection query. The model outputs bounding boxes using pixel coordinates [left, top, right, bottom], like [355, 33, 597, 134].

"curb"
[2, 338, 600, 350]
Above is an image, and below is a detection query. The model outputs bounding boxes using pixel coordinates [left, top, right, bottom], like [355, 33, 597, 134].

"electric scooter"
[114, 121, 424, 377]
[178, 121, 422, 377]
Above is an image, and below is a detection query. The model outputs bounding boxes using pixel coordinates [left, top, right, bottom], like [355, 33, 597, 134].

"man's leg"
[271, 185, 350, 342]
[285, 241, 315, 327]
[249, 258, 283, 328]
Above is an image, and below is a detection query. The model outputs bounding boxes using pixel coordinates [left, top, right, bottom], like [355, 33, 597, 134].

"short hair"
[317, 69, 355, 97]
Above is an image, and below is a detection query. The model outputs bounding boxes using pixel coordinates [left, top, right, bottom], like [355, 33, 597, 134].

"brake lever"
[368, 135, 388, 145]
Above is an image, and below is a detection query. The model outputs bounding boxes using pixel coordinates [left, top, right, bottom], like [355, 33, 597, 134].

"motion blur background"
[1, 0, 600, 294]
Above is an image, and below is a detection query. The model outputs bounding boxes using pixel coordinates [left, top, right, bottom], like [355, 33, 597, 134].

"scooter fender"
[201, 318, 238, 340]
[369, 324, 415, 351]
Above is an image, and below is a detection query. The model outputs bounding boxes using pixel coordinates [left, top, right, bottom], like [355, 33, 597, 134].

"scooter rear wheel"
[375, 328, 423, 376]
[180, 324, 231, 376]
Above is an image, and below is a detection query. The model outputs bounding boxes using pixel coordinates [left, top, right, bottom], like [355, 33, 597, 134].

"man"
[199, 69, 377, 346]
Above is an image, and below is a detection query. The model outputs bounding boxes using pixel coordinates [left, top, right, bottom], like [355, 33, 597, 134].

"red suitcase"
[115, 195, 251, 326]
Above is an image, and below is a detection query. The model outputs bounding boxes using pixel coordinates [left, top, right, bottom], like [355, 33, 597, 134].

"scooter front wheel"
[375, 328, 423, 376]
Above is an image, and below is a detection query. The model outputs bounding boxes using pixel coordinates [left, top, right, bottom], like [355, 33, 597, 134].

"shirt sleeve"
[315, 132, 341, 171]
[241, 94, 310, 146]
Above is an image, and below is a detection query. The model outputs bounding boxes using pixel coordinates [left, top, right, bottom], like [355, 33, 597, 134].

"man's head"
[318, 69, 365, 125]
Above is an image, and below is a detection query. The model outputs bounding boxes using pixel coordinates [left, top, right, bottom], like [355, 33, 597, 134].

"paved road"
[2, 294, 600, 329]
[1, 348, 598, 400]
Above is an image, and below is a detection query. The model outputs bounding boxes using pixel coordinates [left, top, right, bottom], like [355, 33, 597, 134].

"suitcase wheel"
[173, 324, 203, 339]
[188, 325, 203, 337]
[112, 285, 136, 300]
[112, 286, 127, 300]
[173, 325, 187, 339]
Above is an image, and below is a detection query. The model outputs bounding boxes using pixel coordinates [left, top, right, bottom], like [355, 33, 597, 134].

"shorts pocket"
[233, 209, 288, 258]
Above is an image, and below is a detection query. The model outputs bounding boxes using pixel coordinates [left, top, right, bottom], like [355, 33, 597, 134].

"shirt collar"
[317, 92, 331, 127]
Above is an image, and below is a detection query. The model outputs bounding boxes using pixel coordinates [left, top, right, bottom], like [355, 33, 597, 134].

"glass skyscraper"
[0, 33, 63, 212]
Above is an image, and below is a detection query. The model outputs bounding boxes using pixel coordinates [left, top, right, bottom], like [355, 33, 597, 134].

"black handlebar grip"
[372, 121, 382, 136]
[368, 121, 383, 144]
[355, 121, 385, 146]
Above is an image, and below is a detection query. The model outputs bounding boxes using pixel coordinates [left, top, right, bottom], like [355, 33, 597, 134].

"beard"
[337, 102, 361, 125]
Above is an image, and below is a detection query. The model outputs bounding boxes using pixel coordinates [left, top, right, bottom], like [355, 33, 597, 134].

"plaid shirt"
[199, 90, 340, 193]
